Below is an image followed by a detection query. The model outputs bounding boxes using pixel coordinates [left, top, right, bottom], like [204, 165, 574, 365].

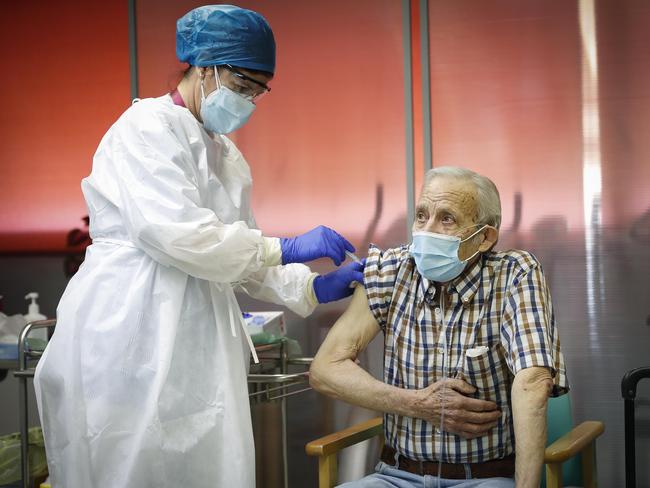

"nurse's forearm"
[234, 266, 317, 318]
[511, 367, 553, 488]
[136, 219, 274, 282]
[262, 237, 282, 266]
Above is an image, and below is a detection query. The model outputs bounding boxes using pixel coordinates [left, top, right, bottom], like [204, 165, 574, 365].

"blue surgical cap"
[176, 5, 276, 74]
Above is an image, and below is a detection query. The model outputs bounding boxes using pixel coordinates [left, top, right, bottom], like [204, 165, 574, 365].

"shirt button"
[434, 308, 441, 317]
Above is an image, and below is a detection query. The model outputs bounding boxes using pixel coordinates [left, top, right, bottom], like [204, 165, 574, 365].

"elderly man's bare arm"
[310, 286, 502, 438]
[511, 366, 553, 488]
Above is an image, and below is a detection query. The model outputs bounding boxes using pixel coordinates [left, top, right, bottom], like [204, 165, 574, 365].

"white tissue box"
[243, 311, 285, 342]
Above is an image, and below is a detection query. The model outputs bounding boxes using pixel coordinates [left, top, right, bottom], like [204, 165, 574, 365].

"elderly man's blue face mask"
[409, 225, 487, 283]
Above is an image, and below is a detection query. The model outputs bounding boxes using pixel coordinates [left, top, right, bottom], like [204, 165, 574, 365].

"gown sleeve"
[234, 265, 319, 318]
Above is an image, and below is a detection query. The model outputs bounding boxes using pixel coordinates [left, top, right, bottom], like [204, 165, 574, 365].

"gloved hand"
[313, 259, 366, 304]
[280, 225, 355, 265]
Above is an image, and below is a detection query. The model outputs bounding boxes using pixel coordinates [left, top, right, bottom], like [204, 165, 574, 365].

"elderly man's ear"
[478, 226, 499, 252]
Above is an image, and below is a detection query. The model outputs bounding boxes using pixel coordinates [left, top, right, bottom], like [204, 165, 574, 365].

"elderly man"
[310, 166, 568, 487]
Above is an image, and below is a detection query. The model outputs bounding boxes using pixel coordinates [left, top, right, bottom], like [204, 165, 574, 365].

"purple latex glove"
[313, 259, 366, 304]
[280, 225, 355, 266]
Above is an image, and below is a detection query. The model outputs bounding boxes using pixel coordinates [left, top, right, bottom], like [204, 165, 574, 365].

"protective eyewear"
[224, 64, 271, 102]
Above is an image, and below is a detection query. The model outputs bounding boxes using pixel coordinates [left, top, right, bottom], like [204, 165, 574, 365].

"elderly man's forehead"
[421, 176, 476, 200]
[419, 176, 478, 216]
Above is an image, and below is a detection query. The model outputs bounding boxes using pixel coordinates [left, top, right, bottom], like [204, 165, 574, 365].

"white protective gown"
[34, 95, 317, 488]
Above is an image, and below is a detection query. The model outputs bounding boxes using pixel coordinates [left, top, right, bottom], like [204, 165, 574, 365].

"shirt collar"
[451, 255, 486, 305]
[418, 254, 487, 305]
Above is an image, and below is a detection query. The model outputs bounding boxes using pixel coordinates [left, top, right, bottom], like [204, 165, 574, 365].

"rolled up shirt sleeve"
[363, 245, 405, 332]
[500, 253, 569, 396]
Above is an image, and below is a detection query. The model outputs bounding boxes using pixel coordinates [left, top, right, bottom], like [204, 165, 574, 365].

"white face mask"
[199, 67, 256, 134]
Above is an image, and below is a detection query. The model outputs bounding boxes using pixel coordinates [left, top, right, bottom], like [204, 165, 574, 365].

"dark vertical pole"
[402, 0, 414, 240]
[419, 0, 432, 172]
[18, 324, 31, 488]
[624, 398, 635, 488]
[128, 0, 139, 100]
[19, 365, 29, 488]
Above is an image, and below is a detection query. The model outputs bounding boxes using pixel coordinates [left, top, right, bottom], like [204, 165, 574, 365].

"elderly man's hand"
[411, 378, 502, 438]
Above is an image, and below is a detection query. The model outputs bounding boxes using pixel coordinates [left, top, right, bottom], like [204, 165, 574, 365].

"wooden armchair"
[306, 417, 383, 488]
[306, 396, 604, 488]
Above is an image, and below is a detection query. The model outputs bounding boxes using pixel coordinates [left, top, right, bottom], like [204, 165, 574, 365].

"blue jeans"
[337, 462, 515, 488]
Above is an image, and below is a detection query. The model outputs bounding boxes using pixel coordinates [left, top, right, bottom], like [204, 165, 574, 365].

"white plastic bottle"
[24, 292, 48, 341]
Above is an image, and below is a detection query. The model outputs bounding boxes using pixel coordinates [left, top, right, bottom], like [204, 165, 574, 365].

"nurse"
[34, 5, 363, 488]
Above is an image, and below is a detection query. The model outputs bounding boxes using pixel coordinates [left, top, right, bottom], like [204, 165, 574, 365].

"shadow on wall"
[636, 208, 650, 326]
[630, 207, 650, 245]
[64, 216, 91, 279]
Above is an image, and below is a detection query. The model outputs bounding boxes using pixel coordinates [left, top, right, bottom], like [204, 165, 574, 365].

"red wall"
[597, 0, 650, 227]
[4, 1, 648, 253]
[0, 2, 130, 252]
[427, 0, 584, 233]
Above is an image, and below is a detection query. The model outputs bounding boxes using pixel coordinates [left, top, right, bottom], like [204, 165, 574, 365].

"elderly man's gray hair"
[423, 166, 502, 229]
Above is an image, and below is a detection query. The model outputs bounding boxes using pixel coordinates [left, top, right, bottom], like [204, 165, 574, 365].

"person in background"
[34, 5, 363, 488]
[310, 166, 568, 487]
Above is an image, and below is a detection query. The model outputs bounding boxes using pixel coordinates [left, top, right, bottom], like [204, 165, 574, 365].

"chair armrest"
[306, 417, 383, 457]
[544, 421, 605, 463]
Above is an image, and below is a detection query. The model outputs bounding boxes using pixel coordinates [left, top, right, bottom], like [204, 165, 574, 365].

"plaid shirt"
[363, 245, 568, 463]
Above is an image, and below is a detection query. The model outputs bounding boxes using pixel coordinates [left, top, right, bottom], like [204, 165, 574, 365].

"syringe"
[345, 250, 363, 264]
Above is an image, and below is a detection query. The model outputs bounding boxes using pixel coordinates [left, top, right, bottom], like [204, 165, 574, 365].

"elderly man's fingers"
[444, 418, 499, 438]
[442, 409, 498, 427]
[443, 378, 477, 395]
[458, 396, 499, 413]
[460, 406, 502, 424]
[455, 426, 496, 439]
[442, 422, 492, 439]
[456, 410, 502, 425]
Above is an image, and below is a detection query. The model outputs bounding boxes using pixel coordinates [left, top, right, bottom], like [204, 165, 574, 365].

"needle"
[345, 250, 362, 264]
